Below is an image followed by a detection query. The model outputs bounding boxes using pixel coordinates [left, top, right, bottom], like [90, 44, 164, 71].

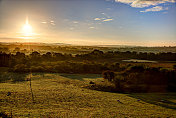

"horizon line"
[0, 41, 176, 48]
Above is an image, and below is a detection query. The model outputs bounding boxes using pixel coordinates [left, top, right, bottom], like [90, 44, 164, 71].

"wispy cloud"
[115, 0, 175, 8]
[103, 18, 113, 22]
[94, 12, 113, 22]
[140, 6, 162, 12]
[41, 20, 56, 25]
[51, 23, 55, 25]
[94, 18, 101, 21]
[50, 20, 55, 25]
[41, 21, 47, 24]
[94, 17, 113, 22]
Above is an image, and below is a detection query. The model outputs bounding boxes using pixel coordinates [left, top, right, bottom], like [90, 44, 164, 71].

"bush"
[102, 70, 115, 82]
[128, 65, 145, 72]
[85, 80, 117, 92]
[104, 67, 176, 93]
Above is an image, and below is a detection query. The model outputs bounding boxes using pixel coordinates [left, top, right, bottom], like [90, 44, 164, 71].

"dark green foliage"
[128, 65, 145, 72]
[9, 61, 108, 74]
[0, 50, 176, 70]
[0, 48, 175, 93]
[102, 70, 115, 82]
[103, 65, 176, 93]
[0, 52, 11, 67]
[0, 72, 27, 82]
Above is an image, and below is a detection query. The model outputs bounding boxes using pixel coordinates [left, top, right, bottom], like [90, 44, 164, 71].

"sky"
[0, 0, 176, 46]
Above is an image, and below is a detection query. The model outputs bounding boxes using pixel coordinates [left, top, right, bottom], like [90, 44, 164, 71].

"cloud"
[115, 0, 175, 8]
[140, 6, 164, 12]
[51, 23, 55, 26]
[94, 12, 113, 22]
[41, 21, 47, 24]
[103, 18, 113, 22]
[41, 20, 56, 25]
[94, 17, 113, 22]
[94, 18, 101, 21]
[94, 18, 106, 21]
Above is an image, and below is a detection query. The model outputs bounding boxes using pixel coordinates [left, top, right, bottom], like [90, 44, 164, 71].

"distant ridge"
[93, 45, 140, 48]
[0, 42, 175, 48]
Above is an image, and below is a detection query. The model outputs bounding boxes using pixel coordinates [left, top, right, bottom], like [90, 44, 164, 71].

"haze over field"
[0, 0, 176, 46]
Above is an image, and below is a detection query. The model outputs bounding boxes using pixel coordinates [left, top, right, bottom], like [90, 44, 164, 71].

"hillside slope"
[0, 74, 176, 117]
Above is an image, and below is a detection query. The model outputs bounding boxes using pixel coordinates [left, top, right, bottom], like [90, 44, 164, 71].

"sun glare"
[22, 18, 33, 37]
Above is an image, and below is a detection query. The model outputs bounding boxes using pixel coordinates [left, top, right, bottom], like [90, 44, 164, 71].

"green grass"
[0, 74, 176, 117]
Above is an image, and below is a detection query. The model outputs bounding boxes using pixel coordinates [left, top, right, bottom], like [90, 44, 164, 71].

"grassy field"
[0, 73, 176, 117]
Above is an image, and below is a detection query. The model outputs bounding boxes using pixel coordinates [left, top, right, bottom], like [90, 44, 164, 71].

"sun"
[22, 17, 33, 37]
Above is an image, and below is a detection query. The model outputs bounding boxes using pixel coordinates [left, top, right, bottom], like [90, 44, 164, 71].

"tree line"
[0, 50, 176, 73]
[75, 49, 176, 61]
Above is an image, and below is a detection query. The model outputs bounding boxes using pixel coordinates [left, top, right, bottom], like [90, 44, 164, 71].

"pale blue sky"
[0, 0, 176, 46]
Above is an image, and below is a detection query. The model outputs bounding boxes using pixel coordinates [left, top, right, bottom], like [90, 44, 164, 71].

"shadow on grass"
[84, 81, 176, 110]
[59, 74, 101, 81]
[128, 93, 176, 110]
[0, 72, 28, 83]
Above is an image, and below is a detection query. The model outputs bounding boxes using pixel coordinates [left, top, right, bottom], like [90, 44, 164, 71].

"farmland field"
[1, 0, 176, 117]
[0, 73, 176, 117]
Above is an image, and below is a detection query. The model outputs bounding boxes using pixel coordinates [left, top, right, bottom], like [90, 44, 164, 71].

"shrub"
[104, 67, 176, 93]
[128, 65, 145, 72]
[102, 70, 115, 82]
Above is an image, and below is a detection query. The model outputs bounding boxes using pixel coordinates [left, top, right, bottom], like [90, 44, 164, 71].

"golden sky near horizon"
[0, 0, 176, 46]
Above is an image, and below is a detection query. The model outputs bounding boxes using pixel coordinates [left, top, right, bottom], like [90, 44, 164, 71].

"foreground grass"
[0, 74, 176, 117]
